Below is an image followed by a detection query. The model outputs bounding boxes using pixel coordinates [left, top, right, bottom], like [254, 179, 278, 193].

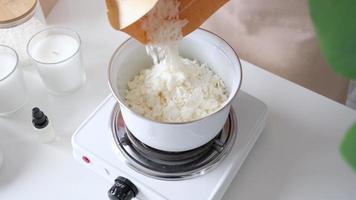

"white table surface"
[1, 0, 355, 199]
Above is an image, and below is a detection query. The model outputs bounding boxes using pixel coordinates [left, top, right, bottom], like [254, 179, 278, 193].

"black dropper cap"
[32, 107, 49, 129]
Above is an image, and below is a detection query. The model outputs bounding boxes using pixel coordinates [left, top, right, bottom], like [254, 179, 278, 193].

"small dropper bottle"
[32, 107, 56, 143]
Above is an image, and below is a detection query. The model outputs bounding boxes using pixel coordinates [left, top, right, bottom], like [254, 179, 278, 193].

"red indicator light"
[82, 156, 91, 163]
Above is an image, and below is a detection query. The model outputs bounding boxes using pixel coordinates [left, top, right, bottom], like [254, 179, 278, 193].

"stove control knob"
[108, 176, 138, 200]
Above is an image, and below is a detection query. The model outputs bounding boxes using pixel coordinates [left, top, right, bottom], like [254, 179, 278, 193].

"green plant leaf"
[309, 0, 356, 79]
[340, 123, 356, 171]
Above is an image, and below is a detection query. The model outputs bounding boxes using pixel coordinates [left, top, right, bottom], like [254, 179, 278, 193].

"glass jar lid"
[0, 0, 37, 28]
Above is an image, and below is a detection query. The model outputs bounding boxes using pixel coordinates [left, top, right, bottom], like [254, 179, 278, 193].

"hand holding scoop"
[105, 0, 229, 44]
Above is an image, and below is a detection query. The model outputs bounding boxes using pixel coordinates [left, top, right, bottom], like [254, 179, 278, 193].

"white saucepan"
[108, 28, 242, 152]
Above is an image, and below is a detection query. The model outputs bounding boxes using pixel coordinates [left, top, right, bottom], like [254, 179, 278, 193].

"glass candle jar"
[0, 45, 28, 115]
[0, 0, 46, 66]
[27, 27, 86, 94]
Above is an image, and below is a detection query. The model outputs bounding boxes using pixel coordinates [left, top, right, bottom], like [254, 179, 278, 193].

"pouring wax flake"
[125, 0, 228, 123]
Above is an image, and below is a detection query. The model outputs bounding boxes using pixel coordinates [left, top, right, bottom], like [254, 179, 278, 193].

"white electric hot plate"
[72, 91, 267, 200]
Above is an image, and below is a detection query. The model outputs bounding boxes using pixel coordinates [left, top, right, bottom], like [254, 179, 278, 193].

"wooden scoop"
[105, 0, 229, 44]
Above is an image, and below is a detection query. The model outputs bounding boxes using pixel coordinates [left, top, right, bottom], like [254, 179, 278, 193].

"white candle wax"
[29, 33, 85, 94]
[30, 35, 79, 63]
[0, 51, 27, 115]
[0, 52, 17, 80]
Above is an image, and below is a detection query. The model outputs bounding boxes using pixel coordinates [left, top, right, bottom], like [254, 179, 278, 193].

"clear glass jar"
[0, 0, 46, 66]
[27, 27, 86, 94]
[0, 45, 28, 115]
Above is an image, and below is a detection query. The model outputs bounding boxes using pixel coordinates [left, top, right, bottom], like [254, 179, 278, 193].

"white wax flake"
[125, 0, 228, 122]
[141, 0, 187, 45]
[125, 59, 228, 122]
